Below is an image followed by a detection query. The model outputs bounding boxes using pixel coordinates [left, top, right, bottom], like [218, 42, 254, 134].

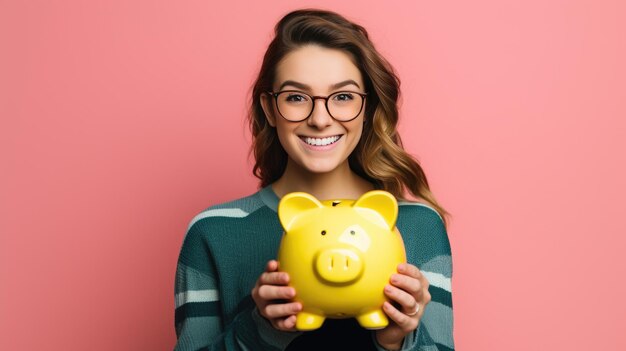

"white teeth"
[304, 135, 341, 146]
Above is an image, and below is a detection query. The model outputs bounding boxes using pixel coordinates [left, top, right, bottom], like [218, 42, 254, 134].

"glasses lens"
[327, 92, 363, 121]
[276, 92, 312, 121]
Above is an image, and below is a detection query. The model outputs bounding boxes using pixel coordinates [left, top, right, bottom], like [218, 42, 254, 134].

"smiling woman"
[174, 8, 454, 351]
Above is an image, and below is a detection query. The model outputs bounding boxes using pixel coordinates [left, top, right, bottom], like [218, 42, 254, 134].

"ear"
[353, 190, 398, 230]
[260, 92, 277, 127]
[278, 192, 324, 231]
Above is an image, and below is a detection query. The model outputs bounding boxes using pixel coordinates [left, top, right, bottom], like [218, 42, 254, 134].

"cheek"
[347, 121, 364, 145]
[345, 123, 365, 158]
[274, 123, 298, 150]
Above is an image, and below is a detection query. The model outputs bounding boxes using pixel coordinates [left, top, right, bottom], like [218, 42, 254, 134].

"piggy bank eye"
[321, 230, 327, 236]
[350, 230, 356, 235]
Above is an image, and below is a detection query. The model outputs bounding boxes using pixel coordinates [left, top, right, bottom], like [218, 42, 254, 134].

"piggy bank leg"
[295, 311, 325, 331]
[356, 309, 389, 330]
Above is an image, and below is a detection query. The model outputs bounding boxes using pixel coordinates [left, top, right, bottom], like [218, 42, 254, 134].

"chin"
[299, 159, 345, 174]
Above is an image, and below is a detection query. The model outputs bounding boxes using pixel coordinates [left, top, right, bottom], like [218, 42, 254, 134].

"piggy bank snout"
[315, 248, 363, 284]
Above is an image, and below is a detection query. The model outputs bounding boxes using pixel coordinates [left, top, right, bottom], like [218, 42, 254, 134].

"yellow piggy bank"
[277, 190, 407, 331]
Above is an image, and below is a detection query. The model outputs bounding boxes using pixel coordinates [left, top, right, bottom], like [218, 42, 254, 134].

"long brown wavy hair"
[248, 9, 449, 226]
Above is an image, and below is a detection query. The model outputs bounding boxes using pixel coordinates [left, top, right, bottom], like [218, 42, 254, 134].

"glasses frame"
[267, 90, 368, 122]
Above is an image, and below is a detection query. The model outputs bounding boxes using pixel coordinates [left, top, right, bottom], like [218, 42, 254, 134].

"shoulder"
[177, 188, 274, 267]
[186, 189, 269, 232]
[396, 200, 451, 259]
[180, 188, 274, 251]
[397, 200, 445, 227]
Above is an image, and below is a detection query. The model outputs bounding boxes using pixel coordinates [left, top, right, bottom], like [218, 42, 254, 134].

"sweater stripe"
[175, 301, 220, 324]
[175, 263, 218, 291]
[422, 270, 452, 292]
[176, 289, 219, 308]
[420, 255, 452, 278]
[187, 208, 250, 231]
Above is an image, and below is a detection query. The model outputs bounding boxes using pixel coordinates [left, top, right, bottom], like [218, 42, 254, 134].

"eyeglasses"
[267, 90, 367, 122]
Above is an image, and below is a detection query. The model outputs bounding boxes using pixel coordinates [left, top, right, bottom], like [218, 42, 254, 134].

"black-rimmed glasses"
[267, 90, 367, 122]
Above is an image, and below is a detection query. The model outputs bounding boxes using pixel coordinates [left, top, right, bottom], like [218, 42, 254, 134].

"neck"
[271, 159, 374, 201]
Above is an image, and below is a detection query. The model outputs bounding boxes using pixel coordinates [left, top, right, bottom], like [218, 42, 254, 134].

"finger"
[422, 290, 432, 305]
[258, 285, 296, 300]
[274, 314, 298, 331]
[384, 284, 418, 313]
[266, 260, 279, 272]
[382, 301, 419, 331]
[260, 271, 290, 286]
[397, 263, 421, 279]
[390, 273, 422, 296]
[263, 301, 302, 319]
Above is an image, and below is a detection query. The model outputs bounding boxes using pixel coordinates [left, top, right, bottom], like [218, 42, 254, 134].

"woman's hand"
[375, 263, 432, 350]
[251, 260, 302, 331]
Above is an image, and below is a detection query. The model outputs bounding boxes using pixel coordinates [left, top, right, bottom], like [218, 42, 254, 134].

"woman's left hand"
[375, 263, 431, 350]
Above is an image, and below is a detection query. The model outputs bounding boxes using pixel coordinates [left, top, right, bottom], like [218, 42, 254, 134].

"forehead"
[275, 45, 363, 91]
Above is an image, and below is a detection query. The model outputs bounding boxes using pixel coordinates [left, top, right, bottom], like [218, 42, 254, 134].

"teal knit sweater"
[174, 186, 454, 350]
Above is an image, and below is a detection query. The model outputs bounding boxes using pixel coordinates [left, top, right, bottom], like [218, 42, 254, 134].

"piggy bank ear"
[278, 192, 324, 231]
[353, 190, 398, 230]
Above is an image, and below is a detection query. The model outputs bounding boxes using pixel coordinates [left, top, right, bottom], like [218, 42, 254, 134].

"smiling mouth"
[300, 135, 342, 146]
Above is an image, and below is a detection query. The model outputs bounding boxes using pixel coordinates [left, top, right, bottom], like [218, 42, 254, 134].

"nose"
[307, 98, 333, 129]
[315, 248, 363, 284]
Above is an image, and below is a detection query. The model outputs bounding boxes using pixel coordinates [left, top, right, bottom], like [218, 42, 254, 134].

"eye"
[284, 92, 309, 103]
[321, 230, 327, 236]
[350, 230, 355, 235]
[332, 92, 355, 102]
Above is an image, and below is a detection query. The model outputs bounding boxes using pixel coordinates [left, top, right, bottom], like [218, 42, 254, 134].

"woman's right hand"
[251, 260, 302, 331]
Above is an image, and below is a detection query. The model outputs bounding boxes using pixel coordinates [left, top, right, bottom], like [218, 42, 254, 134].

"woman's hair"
[248, 8, 449, 226]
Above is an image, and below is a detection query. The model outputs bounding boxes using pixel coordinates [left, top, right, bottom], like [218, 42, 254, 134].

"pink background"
[2, 0, 625, 349]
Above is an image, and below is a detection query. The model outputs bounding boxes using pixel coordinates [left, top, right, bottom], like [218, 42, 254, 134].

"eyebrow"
[277, 79, 361, 92]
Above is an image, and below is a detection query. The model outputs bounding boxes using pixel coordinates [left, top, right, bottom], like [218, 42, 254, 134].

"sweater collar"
[259, 184, 280, 213]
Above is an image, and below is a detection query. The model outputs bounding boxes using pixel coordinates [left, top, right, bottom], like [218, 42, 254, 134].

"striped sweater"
[174, 186, 454, 350]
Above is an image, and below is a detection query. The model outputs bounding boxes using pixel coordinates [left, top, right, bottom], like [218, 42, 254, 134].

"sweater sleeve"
[415, 209, 454, 351]
[173, 218, 226, 350]
[174, 257, 225, 351]
[374, 205, 454, 351]
[172, 222, 249, 351]
[174, 221, 300, 351]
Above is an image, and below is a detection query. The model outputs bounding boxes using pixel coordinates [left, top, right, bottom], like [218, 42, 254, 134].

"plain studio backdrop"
[1, 0, 625, 350]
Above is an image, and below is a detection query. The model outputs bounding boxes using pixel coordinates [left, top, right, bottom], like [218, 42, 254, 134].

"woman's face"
[261, 45, 366, 175]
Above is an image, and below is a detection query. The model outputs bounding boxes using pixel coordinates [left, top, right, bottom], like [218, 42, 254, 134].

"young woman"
[174, 9, 454, 351]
